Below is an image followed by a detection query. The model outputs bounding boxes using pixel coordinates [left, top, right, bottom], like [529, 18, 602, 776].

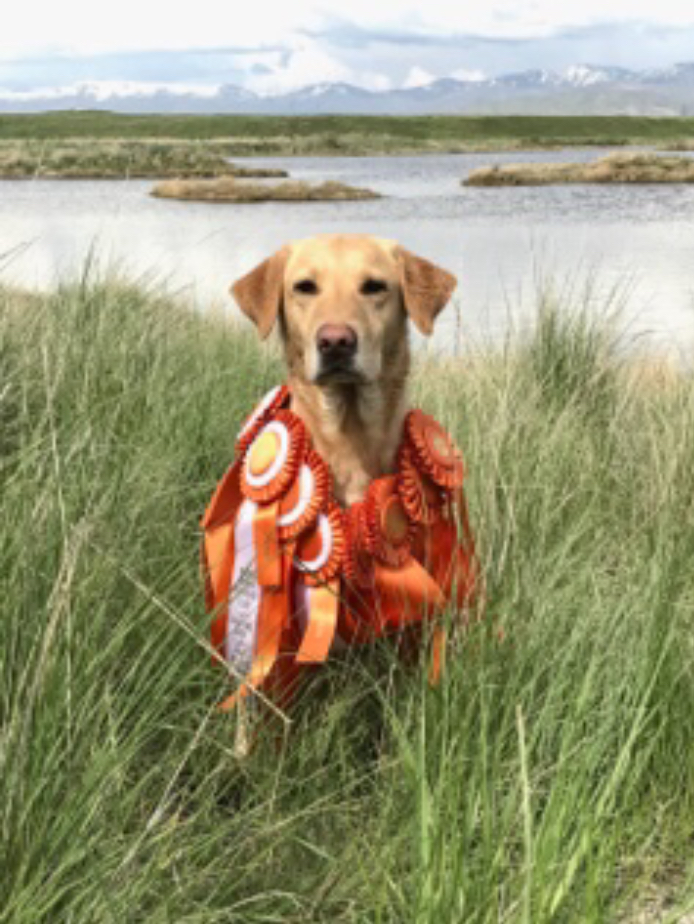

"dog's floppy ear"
[397, 247, 457, 336]
[231, 247, 289, 340]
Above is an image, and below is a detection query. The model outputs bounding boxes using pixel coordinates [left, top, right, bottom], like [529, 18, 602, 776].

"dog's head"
[231, 234, 456, 386]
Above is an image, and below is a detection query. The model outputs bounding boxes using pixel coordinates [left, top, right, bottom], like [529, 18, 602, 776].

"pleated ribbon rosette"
[201, 386, 478, 711]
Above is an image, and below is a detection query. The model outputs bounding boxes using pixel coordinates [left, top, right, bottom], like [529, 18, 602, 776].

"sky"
[2, 0, 694, 95]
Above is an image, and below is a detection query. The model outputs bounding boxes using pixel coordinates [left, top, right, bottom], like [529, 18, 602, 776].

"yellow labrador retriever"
[231, 234, 456, 504]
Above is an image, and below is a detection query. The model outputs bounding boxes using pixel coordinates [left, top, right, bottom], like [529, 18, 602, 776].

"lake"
[2, 148, 694, 356]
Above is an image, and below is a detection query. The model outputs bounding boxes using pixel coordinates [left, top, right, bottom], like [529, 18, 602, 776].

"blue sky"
[2, 1, 694, 95]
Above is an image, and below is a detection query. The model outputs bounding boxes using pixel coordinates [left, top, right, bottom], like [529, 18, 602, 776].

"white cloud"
[237, 36, 394, 95]
[403, 66, 437, 88]
[1, 0, 693, 102]
[367, 73, 393, 91]
[242, 37, 350, 95]
[0, 81, 222, 101]
[2, 1, 694, 61]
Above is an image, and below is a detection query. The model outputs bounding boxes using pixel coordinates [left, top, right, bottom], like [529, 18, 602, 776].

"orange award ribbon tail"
[201, 464, 245, 654]
[218, 582, 289, 711]
[217, 503, 289, 712]
[373, 556, 446, 623]
[202, 461, 244, 531]
[428, 626, 447, 686]
[253, 501, 282, 588]
[204, 522, 235, 655]
[204, 522, 234, 606]
[295, 579, 339, 663]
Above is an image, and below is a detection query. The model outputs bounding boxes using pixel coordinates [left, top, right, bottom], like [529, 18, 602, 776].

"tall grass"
[0, 139, 288, 179]
[1, 275, 694, 922]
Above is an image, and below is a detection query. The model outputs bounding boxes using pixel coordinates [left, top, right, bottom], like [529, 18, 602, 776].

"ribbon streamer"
[294, 579, 339, 663]
[253, 501, 282, 588]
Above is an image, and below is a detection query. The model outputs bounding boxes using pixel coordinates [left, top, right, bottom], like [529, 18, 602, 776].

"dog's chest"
[293, 388, 402, 505]
[314, 416, 398, 505]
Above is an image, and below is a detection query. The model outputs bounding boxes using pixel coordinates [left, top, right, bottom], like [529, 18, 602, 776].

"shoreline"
[0, 140, 683, 180]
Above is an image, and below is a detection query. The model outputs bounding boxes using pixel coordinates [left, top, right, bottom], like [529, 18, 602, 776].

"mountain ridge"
[2, 63, 694, 115]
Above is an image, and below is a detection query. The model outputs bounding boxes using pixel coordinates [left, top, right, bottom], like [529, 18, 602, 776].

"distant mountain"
[2, 63, 694, 116]
[641, 62, 694, 87]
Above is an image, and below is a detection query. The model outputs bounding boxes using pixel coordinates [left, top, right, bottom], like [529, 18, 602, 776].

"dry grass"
[150, 176, 381, 202]
[0, 138, 288, 179]
[464, 152, 694, 186]
[620, 354, 684, 393]
[196, 133, 573, 155]
[658, 140, 694, 152]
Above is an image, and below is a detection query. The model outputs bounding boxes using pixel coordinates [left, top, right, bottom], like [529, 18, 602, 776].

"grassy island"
[151, 176, 380, 202]
[0, 138, 288, 179]
[464, 152, 694, 186]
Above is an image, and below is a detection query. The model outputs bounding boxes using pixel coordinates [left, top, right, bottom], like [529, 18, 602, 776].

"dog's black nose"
[316, 324, 358, 361]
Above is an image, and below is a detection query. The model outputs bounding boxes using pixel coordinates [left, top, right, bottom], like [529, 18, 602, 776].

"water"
[1, 148, 694, 355]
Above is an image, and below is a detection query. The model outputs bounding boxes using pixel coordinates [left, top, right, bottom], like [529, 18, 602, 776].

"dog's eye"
[294, 279, 318, 295]
[361, 278, 388, 296]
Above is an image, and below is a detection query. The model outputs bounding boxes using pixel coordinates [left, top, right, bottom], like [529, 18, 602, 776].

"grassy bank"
[0, 138, 288, 179]
[465, 152, 694, 186]
[2, 277, 694, 922]
[2, 112, 694, 154]
[151, 176, 380, 202]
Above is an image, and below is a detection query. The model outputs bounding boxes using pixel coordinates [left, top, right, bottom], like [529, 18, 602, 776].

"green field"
[2, 274, 694, 921]
[2, 111, 694, 155]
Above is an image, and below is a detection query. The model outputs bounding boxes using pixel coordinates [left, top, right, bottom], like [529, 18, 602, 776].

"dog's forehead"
[286, 235, 399, 280]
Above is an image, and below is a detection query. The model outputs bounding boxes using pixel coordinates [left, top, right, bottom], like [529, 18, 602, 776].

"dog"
[202, 234, 476, 743]
[231, 233, 457, 504]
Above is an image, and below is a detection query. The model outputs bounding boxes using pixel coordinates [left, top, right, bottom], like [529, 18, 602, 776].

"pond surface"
[1, 148, 694, 356]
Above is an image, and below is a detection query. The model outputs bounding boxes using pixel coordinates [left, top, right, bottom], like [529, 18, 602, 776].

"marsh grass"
[0, 138, 288, 179]
[150, 176, 381, 202]
[465, 152, 694, 186]
[2, 274, 694, 922]
[4, 112, 694, 154]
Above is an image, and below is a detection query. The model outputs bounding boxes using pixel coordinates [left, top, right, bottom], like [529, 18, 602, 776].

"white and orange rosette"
[277, 448, 330, 542]
[234, 384, 290, 459]
[240, 409, 306, 504]
[201, 386, 478, 713]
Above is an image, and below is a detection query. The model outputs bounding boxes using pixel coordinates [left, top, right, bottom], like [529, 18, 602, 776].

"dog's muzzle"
[315, 323, 361, 383]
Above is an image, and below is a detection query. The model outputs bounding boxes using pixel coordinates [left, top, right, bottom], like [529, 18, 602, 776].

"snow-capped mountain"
[493, 69, 566, 89]
[640, 62, 694, 86]
[2, 63, 694, 115]
[563, 65, 637, 87]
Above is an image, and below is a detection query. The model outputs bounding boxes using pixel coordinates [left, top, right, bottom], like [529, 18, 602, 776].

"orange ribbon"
[373, 556, 446, 622]
[296, 579, 339, 663]
[428, 627, 447, 686]
[253, 501, 282, 589]
[202, 463, 243, 531]
[201, 466, 245, 654]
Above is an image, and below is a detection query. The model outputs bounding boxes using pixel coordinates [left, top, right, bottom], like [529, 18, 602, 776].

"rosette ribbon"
[202, 383, 480, 718]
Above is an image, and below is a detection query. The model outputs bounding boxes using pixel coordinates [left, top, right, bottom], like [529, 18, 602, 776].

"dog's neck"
[289, 375, 409, 507]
